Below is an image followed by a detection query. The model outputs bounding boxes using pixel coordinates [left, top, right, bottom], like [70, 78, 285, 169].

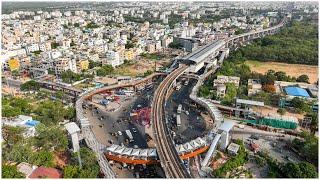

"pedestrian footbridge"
[104, 137, 209, 165]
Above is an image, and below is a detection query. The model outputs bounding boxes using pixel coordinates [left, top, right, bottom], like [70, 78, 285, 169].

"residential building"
[248, 79, 262, 96]
[214, 75, 240, 87]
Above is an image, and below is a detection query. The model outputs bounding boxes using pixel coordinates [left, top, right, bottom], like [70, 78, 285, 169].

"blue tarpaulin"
[25, 120, 40, 127]
[284, 86, 310, 97]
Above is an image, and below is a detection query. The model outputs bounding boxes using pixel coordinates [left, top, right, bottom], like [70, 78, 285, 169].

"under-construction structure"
[130, 107, 151, 126]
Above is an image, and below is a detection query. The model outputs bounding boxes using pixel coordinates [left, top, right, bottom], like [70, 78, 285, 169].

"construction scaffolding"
[244, 115, 298, 130]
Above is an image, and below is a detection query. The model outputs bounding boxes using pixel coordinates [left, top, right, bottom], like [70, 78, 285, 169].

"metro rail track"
[152, 65, 191, 178]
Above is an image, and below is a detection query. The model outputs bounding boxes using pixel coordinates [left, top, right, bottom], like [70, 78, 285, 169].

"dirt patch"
[245, 60, 318, 83]
[54, 152, 69, 169]
[252, 106, 304, 120]
[114, 59, 169, 77]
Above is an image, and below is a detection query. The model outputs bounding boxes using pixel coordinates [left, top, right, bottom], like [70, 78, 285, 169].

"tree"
[89, 60, 101, 69]
[306, 112, 318, 134]
[297, 162, 318, 178]
[51, 42, 60, 49]
[262, 84, 276, 93]
[277, 108, 286, 115]
[2, 105, 21, 117]
[11, 70, 20, 77]
[198, 86, 211, 98]
[96, 64, 114, 76]
[31, 150, 54, 167]
[125, 41, 135, 49]
[168, 41, 183, 49]
[292, 132, 318, 167]
[297, 74, 309, 83]
[20, 80, 40, 91]
[2, 126, 25, 148]
[281, 162, 317, 178]
[69, 148, 100, 178]
[34, 124, 68, 152]
[143, 70, 153, 77]
[2, 143, 34, 164]
[2, 164, 25, 178]
[291, 97, 310, 113]
[63, 165, 80, 178]
[34, 100, 69, 125]
[61, 70, 81, 83]
[221, 83, 237, 106]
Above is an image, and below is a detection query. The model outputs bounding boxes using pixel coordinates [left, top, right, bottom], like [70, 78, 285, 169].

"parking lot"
[83, 84, 157, 149]
[165, 78, 209, 144]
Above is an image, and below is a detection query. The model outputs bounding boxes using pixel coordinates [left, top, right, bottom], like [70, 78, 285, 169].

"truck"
[184, 80, 189, 86]
[175, 83, 182, 90]
[125, 130, 134, 142]
[177, 104, 182, 114]
[176, 114, 181, 127]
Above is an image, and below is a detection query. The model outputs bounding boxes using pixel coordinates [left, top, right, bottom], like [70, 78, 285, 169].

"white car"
[118, 131, 123, 136]
[185, 111, 189, 115]
[132, 128, 137, 133]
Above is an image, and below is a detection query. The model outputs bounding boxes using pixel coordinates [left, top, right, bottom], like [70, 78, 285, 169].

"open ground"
[245, 60, 318, 83]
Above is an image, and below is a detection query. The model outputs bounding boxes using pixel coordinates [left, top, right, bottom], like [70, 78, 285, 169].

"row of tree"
[61, 70, 94, 84]
[238, 21, 318, 65]
[258, 147, 318, 178]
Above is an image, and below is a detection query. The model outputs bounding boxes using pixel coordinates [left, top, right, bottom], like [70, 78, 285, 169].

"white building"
[64, 122, 81, 152]
[26, 43, 40, 54]
[106, 51, 123, 67]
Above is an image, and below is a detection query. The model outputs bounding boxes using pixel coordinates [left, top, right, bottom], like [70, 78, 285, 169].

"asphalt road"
[166, 78, 207, 144]
[86, 86, 157, 149]
[2, 78, 23, 88]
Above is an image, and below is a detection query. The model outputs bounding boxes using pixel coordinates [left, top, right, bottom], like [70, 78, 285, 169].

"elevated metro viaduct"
[75, 16, 288, 178]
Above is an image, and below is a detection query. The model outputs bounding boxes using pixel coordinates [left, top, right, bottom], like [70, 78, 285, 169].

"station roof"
[285, 86, 310, 97]
[236, 98, 264, 107]
[180, 40, 225, 64]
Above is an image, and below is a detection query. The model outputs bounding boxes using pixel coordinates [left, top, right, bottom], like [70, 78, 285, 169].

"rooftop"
[227, 142, 240, 153]
[218, 120, 235, 132]
[64, 122, 80, 134]
[284, 86, 310, 98]
[236, 98, 264, 107]
[28, 167, 62, 179]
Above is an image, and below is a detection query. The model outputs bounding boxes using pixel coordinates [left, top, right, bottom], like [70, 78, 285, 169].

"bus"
[176, 114, 181, 127]
[125, 130, 134, 142]
[177, 104, 182, 114]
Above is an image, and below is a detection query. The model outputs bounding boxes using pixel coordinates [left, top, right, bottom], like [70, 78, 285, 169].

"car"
[118, 131, 123, 136]
[132, 128, 137, 133]
[185, 111, 189, 115]
[250, 135, 259, 140]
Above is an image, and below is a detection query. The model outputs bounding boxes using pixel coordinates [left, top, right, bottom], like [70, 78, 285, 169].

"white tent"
[190, 140, 200, 149]
[195, 137, 206, 146]
[131, 149, 140, 156]
[183, 143, 194, 152]
[139, 149, 149, 157]
[106, 144, 118, 152]
[122, 148, 133, 156]
[114, 146, 125, 154]
[147, 149, 157, 157]
[176, 144, 187, 153]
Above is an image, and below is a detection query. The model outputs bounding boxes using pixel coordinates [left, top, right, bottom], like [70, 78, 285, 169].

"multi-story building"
[214, 75, 240, 87]
[106, 50, 123, 67]
[248, 79, 262, 96]
[53, 58, 77, 75]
